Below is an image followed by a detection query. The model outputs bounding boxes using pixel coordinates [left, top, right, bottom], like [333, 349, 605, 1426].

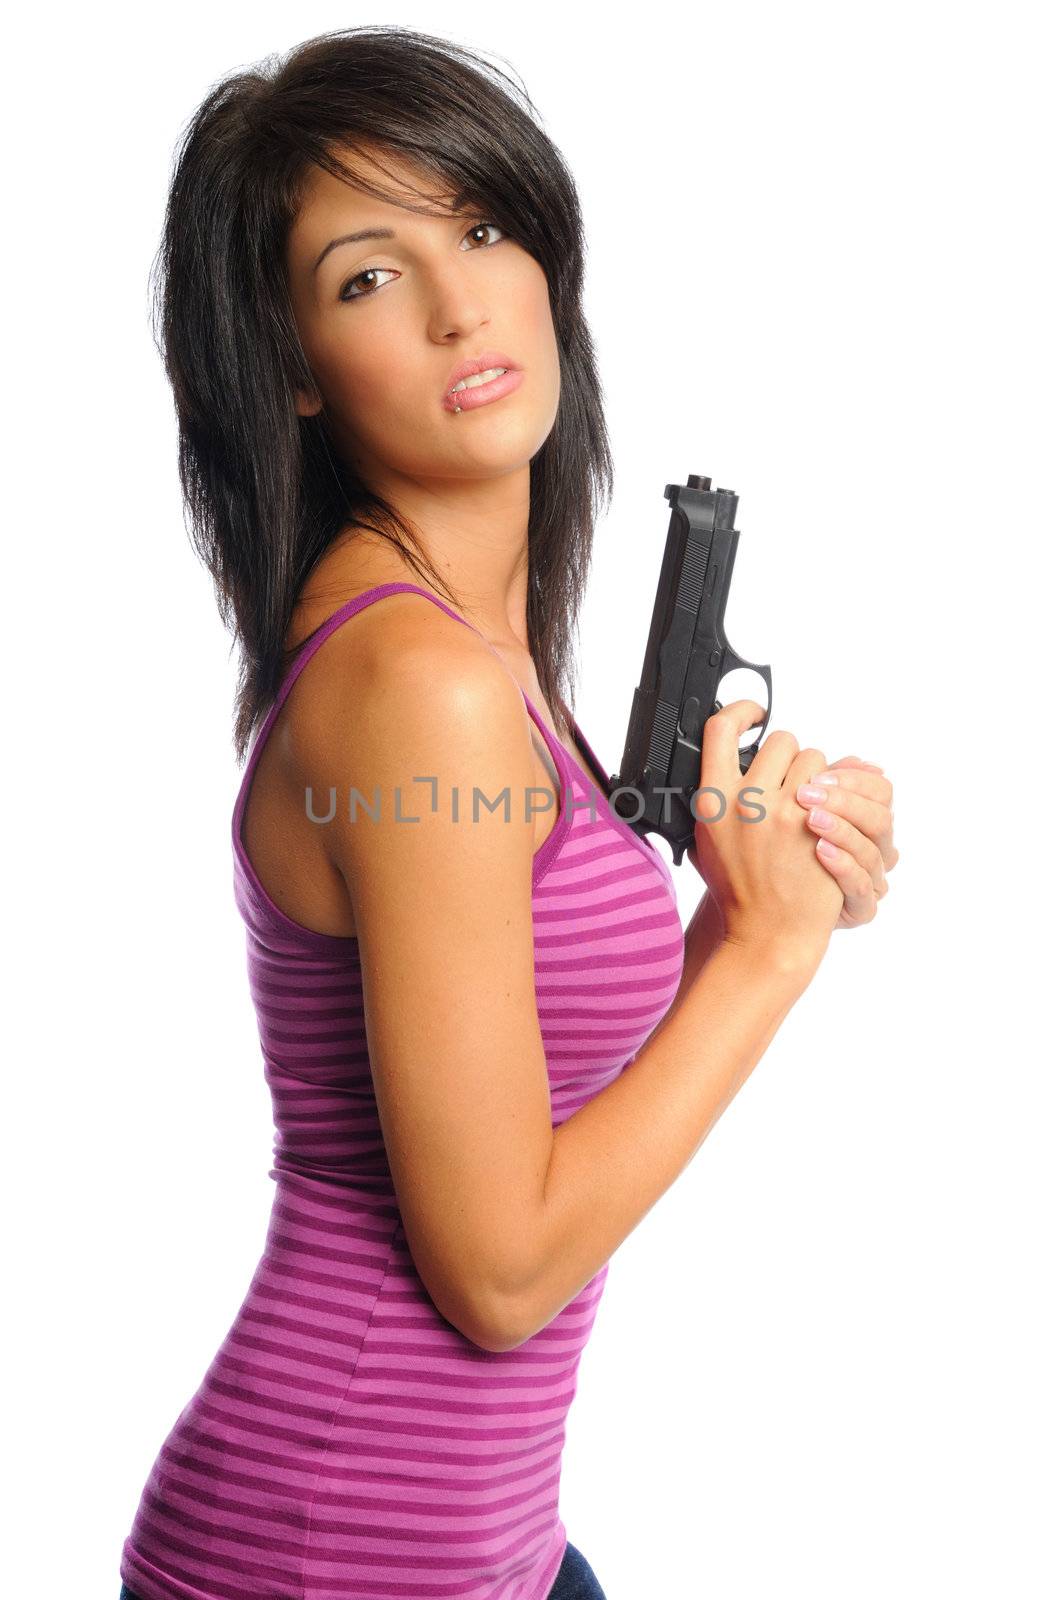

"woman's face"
[286, 148, 561, 490]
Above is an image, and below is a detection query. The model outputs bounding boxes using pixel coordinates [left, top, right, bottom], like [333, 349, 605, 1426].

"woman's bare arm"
[288, 599, 570, 1353]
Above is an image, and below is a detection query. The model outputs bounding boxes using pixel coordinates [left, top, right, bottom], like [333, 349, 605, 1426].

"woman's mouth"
[443, 367, 525, 414]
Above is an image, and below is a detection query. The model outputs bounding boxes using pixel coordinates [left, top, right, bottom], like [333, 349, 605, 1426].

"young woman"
[118, 26, 898, 1600]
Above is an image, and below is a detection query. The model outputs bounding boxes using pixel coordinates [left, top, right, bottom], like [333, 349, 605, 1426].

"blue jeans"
[120, 1544, 606, 1600]
[547, 1539, 608, 1598]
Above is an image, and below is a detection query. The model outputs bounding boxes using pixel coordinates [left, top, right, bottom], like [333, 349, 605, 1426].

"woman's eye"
[338, 265, 398, 302]
[339, 220, 507, 303]
[461, 220, 506, 251]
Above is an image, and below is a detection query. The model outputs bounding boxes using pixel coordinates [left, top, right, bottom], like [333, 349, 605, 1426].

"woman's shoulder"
[283, 585, 504, 754]
[275, 559, 528, 828]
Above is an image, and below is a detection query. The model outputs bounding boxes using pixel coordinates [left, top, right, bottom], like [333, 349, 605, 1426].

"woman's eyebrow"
[313, 227, 395, 275]
[312, 194, 475, 276]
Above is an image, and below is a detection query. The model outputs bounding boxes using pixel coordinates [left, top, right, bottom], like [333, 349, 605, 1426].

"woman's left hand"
[794, 756, 899, 930]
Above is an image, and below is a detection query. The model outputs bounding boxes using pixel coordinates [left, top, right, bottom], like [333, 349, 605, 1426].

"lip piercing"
[454, 405, 462, 414]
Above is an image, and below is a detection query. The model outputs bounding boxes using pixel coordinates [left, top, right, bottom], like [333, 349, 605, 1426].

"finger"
[804, 807, 889, 897]
[701, 698, 770, 787]
[800, 766, 893, 807]
[796, 785, 890, 834]
[811, 836, 880, 927]
[799, 789, 898, 873]
[828, 755, 885, 773]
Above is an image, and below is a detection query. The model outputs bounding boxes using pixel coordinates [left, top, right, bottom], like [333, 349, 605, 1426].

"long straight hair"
[150, 24, 615, 761]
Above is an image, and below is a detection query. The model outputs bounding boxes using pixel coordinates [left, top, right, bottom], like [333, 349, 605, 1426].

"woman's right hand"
[689, 699, 844, 971]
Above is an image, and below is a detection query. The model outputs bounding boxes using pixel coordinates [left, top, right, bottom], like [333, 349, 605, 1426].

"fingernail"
[797, 784, 828, 803]
[809, 808, 834, 829]
[810, 772, 839, 785]
[816, 837, 839, 858]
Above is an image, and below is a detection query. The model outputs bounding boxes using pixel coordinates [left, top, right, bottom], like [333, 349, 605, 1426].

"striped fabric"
[120, 583, 685, 1600]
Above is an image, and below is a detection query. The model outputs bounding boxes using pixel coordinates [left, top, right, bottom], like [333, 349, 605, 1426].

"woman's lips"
[443, 368, 525, 414]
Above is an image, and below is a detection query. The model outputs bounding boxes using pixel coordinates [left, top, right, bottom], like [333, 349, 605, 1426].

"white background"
[6, 4, 1060, 1597]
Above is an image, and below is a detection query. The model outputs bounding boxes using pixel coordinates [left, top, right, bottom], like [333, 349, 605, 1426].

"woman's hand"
[793, 755, 898, 929]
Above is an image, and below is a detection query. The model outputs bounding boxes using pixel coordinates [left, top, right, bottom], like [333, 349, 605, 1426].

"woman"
[119, 25, 898, 1600]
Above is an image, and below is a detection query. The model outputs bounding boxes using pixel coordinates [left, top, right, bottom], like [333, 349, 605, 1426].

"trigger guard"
[716, 652, 772, 776]
[718, 651, 773, 720]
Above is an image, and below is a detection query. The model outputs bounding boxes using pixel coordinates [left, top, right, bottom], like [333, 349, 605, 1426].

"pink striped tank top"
[120, 582, 685, 1600]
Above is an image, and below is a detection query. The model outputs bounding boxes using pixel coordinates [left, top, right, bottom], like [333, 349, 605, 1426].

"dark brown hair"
[151, 24, 615, 761]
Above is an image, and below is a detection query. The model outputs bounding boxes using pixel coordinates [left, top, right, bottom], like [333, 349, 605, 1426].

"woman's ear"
[294, 386, 323, 419]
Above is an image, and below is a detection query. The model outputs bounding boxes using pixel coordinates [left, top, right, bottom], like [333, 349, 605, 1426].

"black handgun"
[605, 474, 773, 867]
